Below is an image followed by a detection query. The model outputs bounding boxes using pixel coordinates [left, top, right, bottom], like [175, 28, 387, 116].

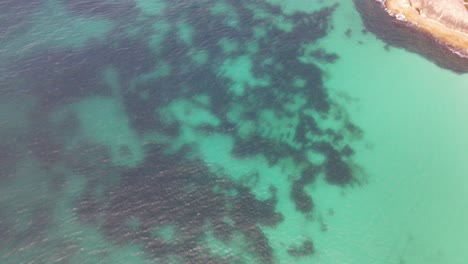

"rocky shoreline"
[383, 0, 468, 57]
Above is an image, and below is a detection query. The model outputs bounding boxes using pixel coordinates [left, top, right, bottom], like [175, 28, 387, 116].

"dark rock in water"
[291, 181, 314, 213]
[300, 166, 319, 185]
[308, 48, 340, 63]
[325, 154, 352, 185]
[287, 239, 315, 257]
[295, 113, 323, 144]
[341, 145, 354, 157]
[231, 187, 283, 228]
[290, 166, 319, 214]
[313, 142, 352, 185]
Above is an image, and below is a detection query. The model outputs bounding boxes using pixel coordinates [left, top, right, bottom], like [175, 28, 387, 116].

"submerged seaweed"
[287, 239, 315, 257]
[74, 144, 283, 263]
[0, 0, 363, 263]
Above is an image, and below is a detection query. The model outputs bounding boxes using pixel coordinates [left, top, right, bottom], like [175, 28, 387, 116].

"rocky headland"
[384, 0, 468, 57]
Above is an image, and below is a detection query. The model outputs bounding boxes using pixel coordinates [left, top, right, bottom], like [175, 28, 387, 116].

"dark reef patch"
[63, 142, 113, 178]
[8, 34, 156, 112]
[0, 0, 43, 39]
[290, 3, 339, 42]
[232, 186, 283, 227]
[295, 113, 322, 143]
[291, 180, 314, 213]
[25, 126, 63, 166]
[287, 239, 315, 257]
[345, 28, 352, 38]
[290, 166, 318, 214]
[232, 134, 308, 166]
[23, 108, 81, 168]
[62, 0, 137, 18]
[353, 0, 468, 74]
[0, 143, 21, 182]
[0, 0, 364, 262]
[313, 142, 352, 185]
[9, 48, 111, 110]
[308, 48, 340, 64]
[74, 144, 282, 263]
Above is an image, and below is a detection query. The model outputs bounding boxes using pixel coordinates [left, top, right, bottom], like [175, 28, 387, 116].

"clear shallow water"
[1, 1, 468, 264]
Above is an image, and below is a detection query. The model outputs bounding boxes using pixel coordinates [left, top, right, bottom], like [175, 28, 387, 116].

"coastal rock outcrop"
[409, 0, 468, 34]
[354, 0, 468, 73]
[383, 0, 468, 59]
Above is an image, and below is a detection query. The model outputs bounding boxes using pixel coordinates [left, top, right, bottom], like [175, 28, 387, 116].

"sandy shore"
[384, 0, 468, 57]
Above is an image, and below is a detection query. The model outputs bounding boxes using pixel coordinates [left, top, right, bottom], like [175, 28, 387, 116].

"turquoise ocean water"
[1, 1, 468, 263]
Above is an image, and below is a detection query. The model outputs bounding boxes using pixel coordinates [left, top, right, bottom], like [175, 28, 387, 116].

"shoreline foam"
[383, 0, 468, 57]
